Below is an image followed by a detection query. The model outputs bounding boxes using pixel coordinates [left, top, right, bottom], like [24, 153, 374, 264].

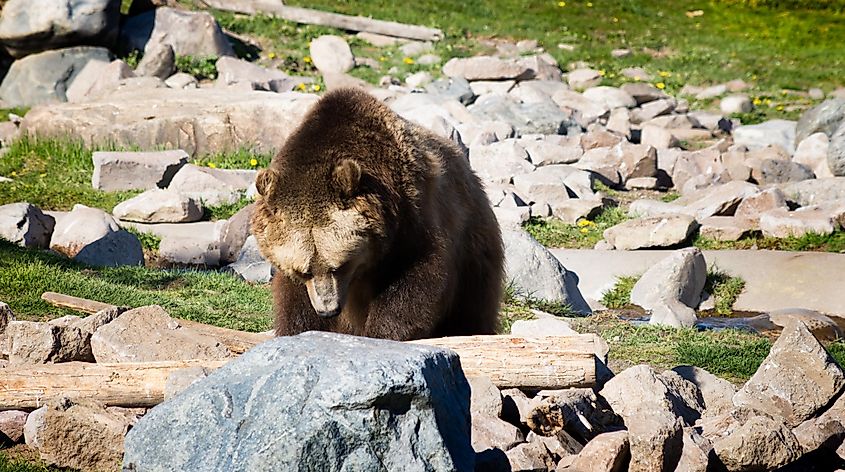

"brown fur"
[251, 87, 504, 341]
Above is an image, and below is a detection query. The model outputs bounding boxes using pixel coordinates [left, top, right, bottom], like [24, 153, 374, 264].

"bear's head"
[252, 157, 391, 318]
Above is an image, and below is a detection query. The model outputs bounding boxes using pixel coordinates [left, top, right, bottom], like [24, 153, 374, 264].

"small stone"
[567, 68, 602, 90]
[66, 59, 135, 103]
[620, 67, 652, 81]
[49, 204, 143, 267]
[167, 164, 254, 206]
[733, 320, 845, 426]
[506, 441, 554, 471]
[630, 98, 676, 124]
[794, 132, 833, 178]
[469, 80, 516, 96]
[215, 56, 290, 92]
[582, 86, 636, 109]
[472, 413, 524, 452]
[135, 42, 176, 80]
[553, 90, 610, 128]
[469, 376, 503, 418]
[555, 430, 629, 472]
[792, 415, 845, 454]
[640, 125, 680, 150]
[511, 318, 577, 337]
[695, 84, 728, 100]
[671, 366, 736, 417]
[781, 177, 845, 206]
[712, 414, 803, 471]
[735, 187, 788, 223]
[0, 410, 26, 443]
[759, 205, 844, 238]
[625, 177, 659, 190]
[620, 83, 669, 105]
[611, 48, 631, 58]
[631, 248, 706, 329]
[92, 150, 188, 191]
[0, 203, 55, 248]
[767, 308, 843, 342]
[698, 216, 756, 241]
[164, 72, 198, 89]
[528, 388, 619, 442]
[309, 35, 354, 74]
[158, 236, 221, 266]
[796, 98, 845, 145]
[113, 189, 202, 223]
[719, 94, 753, 114]
[120, 7, 234, 59]
[759, 158, 815, 184]
[470, 140, 534, 184]
[550, 200, 604, 225]
[443, 56, 532, 81]
[675, 180, 761, 220]
[733, 119, 797, 154]
[674, 427, 714, 472]
[224, 235, 273, 283]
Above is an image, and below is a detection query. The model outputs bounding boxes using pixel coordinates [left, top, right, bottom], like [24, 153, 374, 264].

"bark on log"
[0, 336, 596, 409]
[199, 0, 444, 41]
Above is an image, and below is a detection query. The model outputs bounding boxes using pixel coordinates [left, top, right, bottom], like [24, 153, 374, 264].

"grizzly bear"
[251, 87, 504, 341]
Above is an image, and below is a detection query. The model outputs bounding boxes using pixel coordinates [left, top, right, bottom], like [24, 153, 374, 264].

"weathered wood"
[0, 360, 230, 410]
[0, 336, 596, 409]
[40, 292, 115, 315]
[39, 292, 272, 354]
[199, 0, 443, 41]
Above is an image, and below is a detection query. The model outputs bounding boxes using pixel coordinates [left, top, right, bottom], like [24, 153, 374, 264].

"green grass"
[124, 227, 162, 252]
[660, 192, 681, 203]
[191, 148, 273, 170]
[175, 55, 219, 80]
[523, 206, 629, 249]
[827, 342, 845, 367]
[499, 282, 576, 333]
[0, 455, 64, 472]
[0, 240, 272, 331]
[204, 195, 254, 221]
[0, 107, 28, 121]
[704, 268, 746, 315]
[694, 231, 845, 253]
[600, 275, 641, 309]
[0, 138, 140, 212]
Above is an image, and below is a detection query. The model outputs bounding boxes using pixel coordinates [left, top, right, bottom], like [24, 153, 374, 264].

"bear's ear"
[255, 168, 280, 197]
[333, 159, 362, 197]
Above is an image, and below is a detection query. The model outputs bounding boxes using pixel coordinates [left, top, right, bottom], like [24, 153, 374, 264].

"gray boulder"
[796, 98, 845, 144]
[112, 189, 202, 223]
[501, 228, 591, 314]
[309, 35, 355, 74]
[0, 46, 111, 106]
[0, 0, 120, 58]
[119, 7, 234, 58]
[759, 159, 815, 184]
[224, 235, 273, 283]
[216, 56, 291, 92]
[468, 94, 573, 135]
[219, 203, 255, 264]
[631, 248, 706, 328]
[603, 215, 698, 251]
[92, 150, 188, 191]
[732, 119, 797, 155]
[443, 56, 532, 81]
[65, 59, 134, 103]
[49, 204, 143, 267]
[829, 121, 845, 176]
[123, 332, 475, 471]
[135, 42, 176, 80]
[425, 77, 475, 105]
[0, 203, 55, 248]
[781, 177, 845, 206]
[167, 164, 255, 207]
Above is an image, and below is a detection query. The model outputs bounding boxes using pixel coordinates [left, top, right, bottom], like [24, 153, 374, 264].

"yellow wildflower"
[656, 82, 666, 90]
[312, 84, 322, 92]
[303, 56, 312, 64]
[10, 171, 16, 177]
[776, 105, 785, 111]
[208, 163, 217, 169]
[268, 52, 276, 59]
[580, 228, 589, 234]
[296, 82, 307, 91]
[558, 1, 566, 6]
[598, 69, 606, 76]
[612, 16, 619, 22]
[403, 57, 414, 65]
[587, 2, 593, 6]
[379, 56, 386, 62]
[250, 158, 258, 166]
[577, 219, 591, 227]
[764, 98, 772, 105]
[753, 97, 762, 106]
[658, 71, 671, 78]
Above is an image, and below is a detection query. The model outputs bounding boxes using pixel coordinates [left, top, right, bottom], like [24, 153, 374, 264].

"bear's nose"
[316, 307, 341, 318]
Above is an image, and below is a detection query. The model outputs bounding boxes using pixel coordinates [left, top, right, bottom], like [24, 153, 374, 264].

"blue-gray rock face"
[468, 95, 575, 136]
[123, 332, 475, 472]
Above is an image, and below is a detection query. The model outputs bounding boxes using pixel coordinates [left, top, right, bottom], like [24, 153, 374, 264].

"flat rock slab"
[550, 249, 845, 316]
[21, 88, 319, 157]
[123, 332, 474, 471]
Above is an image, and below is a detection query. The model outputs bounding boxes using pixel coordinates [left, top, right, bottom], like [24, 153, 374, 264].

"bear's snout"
[305, 274, 345, 318]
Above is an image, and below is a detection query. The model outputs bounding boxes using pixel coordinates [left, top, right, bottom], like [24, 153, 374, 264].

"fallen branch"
[0, 336, 596, 409]
[41, 292, 113, 315]
[199, 0, 444, 42]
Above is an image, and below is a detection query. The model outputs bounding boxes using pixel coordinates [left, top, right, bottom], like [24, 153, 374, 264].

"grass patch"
[660, 192, 681, 203]
[0, 455, 63, 472]
[175, 55, 219, 80]
[0, 138, 140, 212]
[575, 315, 770, 382]
[523, 206, 629, 249]
[600, 275, 641, 309]
[191, 148, 273, 170]
[0, 107, 28, 121]
[0, 240, 272, 331]
[704, 268, 746, 315]
[204, 195, 253, 221]
[499, 282, 576, 334]
[827, 342, 845, 368]
[124, 227, 162, 252]
[694, 231, 845, 253]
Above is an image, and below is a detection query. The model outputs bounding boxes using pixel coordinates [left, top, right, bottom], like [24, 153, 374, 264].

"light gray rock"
[0, 203, 55, 248]
[625, 177, 659, 190]
[49, 204, 143, 267]
[92, 149, 188, 191]
[732, 119, 797, 154]
[224, 235, 273, 283]
[830, 121, 845, 176]
[759, 205, 844, 238]
[472, 413, 524, 453]
[567, 68, 602, 90]
[167, 164, 254, 207]
[506, 441, 553, 471]
[219, 203, 255, 264]
[676, 181, 761, 220]
[443, 56, 532, 81]
[759, 158, 815, 184]
[698, 216, 755, 241]
[425, 77, 475, 105]
[602, 215, 698, 251]
[518, 54, 563, 82]
[630, 248, 706, 328]
[793, 132, 833, 178]
[0, 410, 28, 443]
[719, 94, 752, 114]
[581, 128, 622, 151]
[135, 42, 176, 80]
[712, 414, 802, 471]
[620, 66, 652, 81]
[501, 229, 591, 314]
[734, 187, 788, 223]
[734, 320, 845, 427]
[582, 86, 636, 110]
[0, 0, 120, 58]
[468, 376, 503, 418]
[6, 308, 120, 365]
[511, 318, 577, 337]
[640, 125, 680, 150]
[469, 140, 534, 184]
[671, 366, 736, 417]
[555, 430, 629, 472]
[573, 147, 622, 187]
[509, 80, 569, 105]
[90, 305, 233, 363]
[767, 307, 843, 342]
[550, 199, 603, 224]
[674, 428, 714, 472]
[119, 7, 234, 58]
[781, 177, 845, 206]
[124, 332, 475, 471]
[112, 189, 202, 223]
[25, 400, 129, 471]
[512, 167, 571, 207]
[469, 80, 515, 96]
[0, 46, 111, 106]
[468, 94, 573, 135]
[606, 108, 632, 138]
[616, 142, 658, 182]
[553, 90, 609, 128]
[164, 367, 212, 400]
[518, 134, 583, 166]
[795, 98, 845, 144]
[158, 236, 221, 266]
[309, 35, 354, 74]
[630, 98, 676, 124]
[620, 82, 669, 105]
[164, 72, 198, 89]
[65, 58, 134, 103]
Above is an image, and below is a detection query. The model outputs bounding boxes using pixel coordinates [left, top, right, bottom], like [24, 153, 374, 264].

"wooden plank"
[40, 292, 115, 315]
[200, 0, 444, 41]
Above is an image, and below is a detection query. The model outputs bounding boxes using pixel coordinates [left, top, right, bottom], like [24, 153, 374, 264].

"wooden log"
[0, 336, 596, 409]
[39, 292, 272, 355]
[199, 0, 444, 41]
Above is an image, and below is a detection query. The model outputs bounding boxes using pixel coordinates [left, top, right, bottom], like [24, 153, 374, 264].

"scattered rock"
[0, 0, 120, 58]
[501, 228, 592, 314]
[309, 35, 355, 74]
[555, 430, 629, 472]
[224, 235, 273, 283]
[675, 180, 761, 220]
[443, 56, 532, 81]
[164, 72, 198, 89]
[674, 427, 714, 472]
[91, 149, 188, 191]
[65, 58, 135, 103]
[49, 204, 144, 267]
[469, 140, 534, 184]
[671, 366, 736, 417]
[582, 86, 636, 110]
[511, 318, 577, 337]
[124, 332, 475, 471]
[759, 158, 815, 184]
[795, 98, 845, 145]
[719, 94, 752, 114]
[698, 216, 755, 241]
[6, 307, 121, 364]
[631, 248, 706, 328]
[528, 388, 618, 441]
[793, 132, 833, 178]
[567, 68, 602, 90]
[135, 42, 176, 80]
[425, 76, 475, 105]
[734, 320, 845, 426]
[735, 187, 788, 223]
[0, 46, 112, 106]
[767, 308, 843, 342]
[621, 82, 669, 105]
[830, 121, 845, 176]
[119, 7, 234, 58]
[781, 177, 845, 206]
[712, 414, 803, 471]
[158, 235, 221, 266]
[733, 119, 797, 154]
[469, 376, 503, 418]
[469, 94, 573, 135]
[506, 440, 554, 471]
[0, 203, 55, 248]
[602, 215, 698, 250]
[90, 305, 233, 362]
[167, 164, 254, 206]
[759, 205, 843, 238]
[112, 189, 202, 223]
[0, 410, 28, 443]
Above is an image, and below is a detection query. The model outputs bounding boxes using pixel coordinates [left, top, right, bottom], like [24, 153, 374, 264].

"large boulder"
[65, 59, 135, 103]
[49, 204, 144, 267]
[732, 120, 797, 155]
[123, 332, 475, 471]
[0, 0, 120, 58]
[112, 189, 202, 223]
[0, 46, 111, 106]
[92, 149, 188, 191]
[0, 203, 55, 248]
[21, 88, 318, 157]
[309, 35, 355, 74]
[796, 98, 845, 144]
[631, 248, 706, 328]
[216, 56, 291, 92]
[733, 320, 845, 427]
[443, 56, 532, 81]
[781, 177, 845, 206]
[6, 308, 120, 365]
[119, 7, 234, 58]
[167, 164, 255, 207]
[603, 215, 698, 251]
[501, 228, 591, 314]
[468, 94, 574, 135]
[829, 121, 845, 176]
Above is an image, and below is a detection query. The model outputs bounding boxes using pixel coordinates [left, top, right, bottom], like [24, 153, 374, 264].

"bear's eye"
[292, 269, 312, 281]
